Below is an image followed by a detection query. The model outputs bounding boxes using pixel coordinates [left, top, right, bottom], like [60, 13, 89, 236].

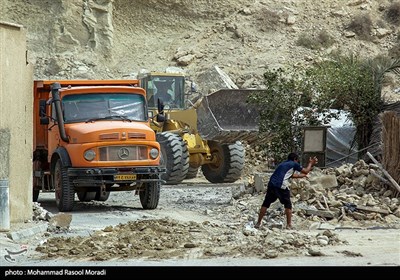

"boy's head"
[287, 152, 299, 162]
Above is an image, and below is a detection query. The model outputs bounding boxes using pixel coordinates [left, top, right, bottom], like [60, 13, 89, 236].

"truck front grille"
[99, 133, 119, 140]
[99, 146, 148, 161]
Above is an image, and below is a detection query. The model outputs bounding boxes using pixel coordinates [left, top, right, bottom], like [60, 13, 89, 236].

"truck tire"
[33, 189, 40, 202]
[157, 132, 189, 184]
[202, 141, 245, 183]
[139, 180, 161, 209]
[32, 159, 43, 202]
[53, 158, 75, 211]
[185, 166, 199, 179]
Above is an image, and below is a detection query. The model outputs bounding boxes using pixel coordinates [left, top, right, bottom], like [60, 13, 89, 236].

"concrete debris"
[32, 202, 53, 221]
[25, 151, 399, 261]
[308, 248, 325, 256]
[48, 213, 72, 233]
[337, 250, 363, 257]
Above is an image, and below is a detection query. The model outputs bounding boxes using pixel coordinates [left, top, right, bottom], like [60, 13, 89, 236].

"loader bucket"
[196, 89, 263, 143]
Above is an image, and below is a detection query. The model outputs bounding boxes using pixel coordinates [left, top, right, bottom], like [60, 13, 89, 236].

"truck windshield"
[62, 93, 146, 123]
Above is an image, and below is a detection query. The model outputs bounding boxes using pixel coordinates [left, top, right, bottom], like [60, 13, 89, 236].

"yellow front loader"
[139, 72, 261, 184]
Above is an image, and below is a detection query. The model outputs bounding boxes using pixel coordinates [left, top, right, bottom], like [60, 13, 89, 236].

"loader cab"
[139, 73, 185, 110]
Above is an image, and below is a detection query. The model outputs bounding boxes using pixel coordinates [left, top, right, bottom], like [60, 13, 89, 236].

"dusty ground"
[1, 173, 399, 267]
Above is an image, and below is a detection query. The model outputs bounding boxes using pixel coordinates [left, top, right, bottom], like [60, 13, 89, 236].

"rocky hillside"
[2, 0, 400, 101]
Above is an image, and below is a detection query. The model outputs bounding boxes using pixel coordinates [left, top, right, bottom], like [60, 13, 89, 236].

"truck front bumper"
[67, 166, 166, 186]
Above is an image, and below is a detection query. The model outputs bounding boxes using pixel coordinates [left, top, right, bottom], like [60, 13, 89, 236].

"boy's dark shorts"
[262, 183, 292, 209]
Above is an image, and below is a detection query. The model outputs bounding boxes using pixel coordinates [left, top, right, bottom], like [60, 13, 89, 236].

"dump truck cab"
[33, 80, 165, 211]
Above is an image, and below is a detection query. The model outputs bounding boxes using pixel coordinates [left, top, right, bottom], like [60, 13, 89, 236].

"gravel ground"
[1, 179, 399, 270]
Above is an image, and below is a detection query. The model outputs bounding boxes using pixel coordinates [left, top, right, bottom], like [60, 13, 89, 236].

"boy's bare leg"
[285, 208, 292, 229]
[255, 206, 267, 228]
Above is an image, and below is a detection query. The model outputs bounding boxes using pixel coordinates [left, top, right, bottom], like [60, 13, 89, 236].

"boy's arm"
[300, 156, 318, 174]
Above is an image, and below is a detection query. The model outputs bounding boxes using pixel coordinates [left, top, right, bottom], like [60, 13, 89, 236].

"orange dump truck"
[33, 80, 165, 212]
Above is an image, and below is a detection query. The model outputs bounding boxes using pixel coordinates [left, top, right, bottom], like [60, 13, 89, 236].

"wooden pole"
[367, 152, 400, 193]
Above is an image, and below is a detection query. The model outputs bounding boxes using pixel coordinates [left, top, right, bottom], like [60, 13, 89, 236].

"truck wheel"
[33, 189, 40, 202]
[139, 180, 161, 209]
[202, 141, 245, 183]
[32, 159, 42, 202]
[77, 191, 96, 202]
[185, 166, 199, 179]
[53, 158, 75, 211]
[157, 132, 189, 184]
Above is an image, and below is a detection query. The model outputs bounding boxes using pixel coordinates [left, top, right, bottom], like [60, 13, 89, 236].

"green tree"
[248, 68, 330, 162]
[250, 55, 400, 163]
[305, 55, 400, 157]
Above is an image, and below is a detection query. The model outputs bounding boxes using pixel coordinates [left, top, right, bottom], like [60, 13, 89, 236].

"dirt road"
[1, 180, 399, 268]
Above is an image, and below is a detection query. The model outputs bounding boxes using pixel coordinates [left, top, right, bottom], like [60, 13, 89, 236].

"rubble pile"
[232, 159, 399, 229]
[291, 160, 400, 227]
[35, 217, 345, 261]
[32, 202, 53, 222]
[31, 159, 399, 261]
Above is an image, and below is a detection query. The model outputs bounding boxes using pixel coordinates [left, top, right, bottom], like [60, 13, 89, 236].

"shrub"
[257, 8, 281, 31]
[388, 31, 400, 58]
[386, 1, 400, 25]
[296, 30, 335, 50]
[296, 33, 318, 49]
[389, 42, 400, 59]
[317, 30, 335, 48]
[347, 14, 373, 40]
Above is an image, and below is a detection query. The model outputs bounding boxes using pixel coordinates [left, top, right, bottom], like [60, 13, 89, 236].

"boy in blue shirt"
[255, 153, 318, 229]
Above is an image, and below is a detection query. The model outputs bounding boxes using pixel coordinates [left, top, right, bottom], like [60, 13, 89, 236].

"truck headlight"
[149, 148, 159, 159]
[84, 149, 96, 161]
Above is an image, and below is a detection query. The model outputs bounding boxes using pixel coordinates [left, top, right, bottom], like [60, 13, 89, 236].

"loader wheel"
[53, 158, 75, 211]
[185, 166, 199, 179]
[202, 141, 245, 183]
[139, 180, 161, 209]
[157, 132, 189, 184]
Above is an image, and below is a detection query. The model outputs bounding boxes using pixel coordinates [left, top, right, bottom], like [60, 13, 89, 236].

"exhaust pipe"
[51, 83, 69, 143]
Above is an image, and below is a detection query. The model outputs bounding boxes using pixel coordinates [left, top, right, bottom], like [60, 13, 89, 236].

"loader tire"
[157, 132, 189, 184]
[140, 180, 161, 209]
[185, 166, 199, 179]
[53, 158, 75, 212]
[202, 141, 245, 183]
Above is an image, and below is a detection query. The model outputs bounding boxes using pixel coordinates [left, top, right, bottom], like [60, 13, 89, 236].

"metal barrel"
[0, 179, 10, 231]
[196, 89, 262, 142]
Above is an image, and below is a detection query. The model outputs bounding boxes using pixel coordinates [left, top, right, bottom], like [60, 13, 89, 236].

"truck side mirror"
[39, 99, 49, 125]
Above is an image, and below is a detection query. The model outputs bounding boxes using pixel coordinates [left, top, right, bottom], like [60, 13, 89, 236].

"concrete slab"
[6, 222, 47, 241]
